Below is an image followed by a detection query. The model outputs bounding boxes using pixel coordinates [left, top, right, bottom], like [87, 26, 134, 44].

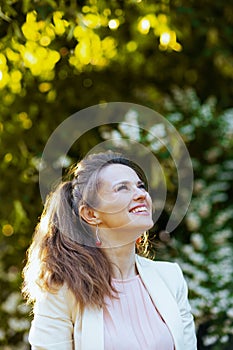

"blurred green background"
[0, 0, 233, 349]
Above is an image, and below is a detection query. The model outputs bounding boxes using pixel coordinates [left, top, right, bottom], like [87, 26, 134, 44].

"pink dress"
[103, 274, 174, 349]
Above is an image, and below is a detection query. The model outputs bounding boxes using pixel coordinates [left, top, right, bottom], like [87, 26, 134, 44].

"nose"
[132, 186, 147, 201]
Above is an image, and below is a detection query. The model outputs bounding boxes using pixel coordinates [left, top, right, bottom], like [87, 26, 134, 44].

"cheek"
[99, 196, 131, 217]
[108, 193, 130, 208]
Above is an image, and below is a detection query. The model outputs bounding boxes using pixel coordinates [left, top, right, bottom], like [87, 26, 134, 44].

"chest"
[103, 275, 174, 350]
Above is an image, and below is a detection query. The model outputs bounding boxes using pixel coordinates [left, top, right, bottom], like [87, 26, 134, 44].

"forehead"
[99, 164, 140, 185]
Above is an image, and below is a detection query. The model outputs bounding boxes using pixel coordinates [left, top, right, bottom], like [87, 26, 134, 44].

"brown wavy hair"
[22, 151, 149, 309]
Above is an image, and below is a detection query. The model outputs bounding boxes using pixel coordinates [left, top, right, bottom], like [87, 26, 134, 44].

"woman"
[23, 151, 197, 350]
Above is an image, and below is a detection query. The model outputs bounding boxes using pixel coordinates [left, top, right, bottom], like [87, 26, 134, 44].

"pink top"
[103, 274, 174, 350]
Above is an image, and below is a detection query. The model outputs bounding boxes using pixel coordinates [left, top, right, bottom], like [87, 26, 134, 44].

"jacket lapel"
[136, 256, 184, 349]
[81, 306, 104, 350]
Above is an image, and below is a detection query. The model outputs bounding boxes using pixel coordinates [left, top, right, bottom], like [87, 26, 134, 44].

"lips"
[129, 205, 148, 214]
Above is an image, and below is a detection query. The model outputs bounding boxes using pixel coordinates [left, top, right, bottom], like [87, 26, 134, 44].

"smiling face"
[92, 164, 154, 244]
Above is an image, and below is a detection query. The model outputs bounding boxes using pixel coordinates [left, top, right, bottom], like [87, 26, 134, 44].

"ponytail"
[22, 180, 116, 308]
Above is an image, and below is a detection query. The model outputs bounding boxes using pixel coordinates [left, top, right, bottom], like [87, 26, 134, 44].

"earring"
[95, 224, 102, 247]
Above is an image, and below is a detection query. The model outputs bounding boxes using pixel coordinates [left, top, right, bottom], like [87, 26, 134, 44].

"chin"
[145, 219, 154, 230]
[135, 221, 154, 232]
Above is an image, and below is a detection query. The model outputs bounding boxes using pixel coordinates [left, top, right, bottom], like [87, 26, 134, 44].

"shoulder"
[35, 283, 72, 302]
[34, 284, 78, 321]
[137, 255, 181, 274]
[136, 255, 185, 289]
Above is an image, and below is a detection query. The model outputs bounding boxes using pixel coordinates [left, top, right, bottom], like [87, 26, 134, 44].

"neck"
[102, 241, 137, 280]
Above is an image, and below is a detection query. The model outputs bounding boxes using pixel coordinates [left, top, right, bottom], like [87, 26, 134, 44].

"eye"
[138, 183, 146, 190]
[116, 184, 129, 191]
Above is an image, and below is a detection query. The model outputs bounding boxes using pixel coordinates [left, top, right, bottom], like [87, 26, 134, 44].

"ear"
[79, 205, 102, 226]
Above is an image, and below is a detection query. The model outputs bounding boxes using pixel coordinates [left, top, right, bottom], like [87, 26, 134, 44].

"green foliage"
[161, 89, 233, 349]
[0, 0, 233, 348]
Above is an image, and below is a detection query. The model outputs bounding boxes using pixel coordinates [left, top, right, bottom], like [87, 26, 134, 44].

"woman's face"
[94, 164, 154, 241]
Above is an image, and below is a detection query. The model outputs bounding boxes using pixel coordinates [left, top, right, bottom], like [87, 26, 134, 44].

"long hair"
[22, 151, 148, 309]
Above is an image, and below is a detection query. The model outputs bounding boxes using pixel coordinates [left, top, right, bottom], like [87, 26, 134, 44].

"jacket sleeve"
[29, 285, 77, 350]
[174, 263, 197, 350]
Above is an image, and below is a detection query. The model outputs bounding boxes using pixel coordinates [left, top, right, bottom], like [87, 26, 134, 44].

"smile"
[129, 206, 148, 214]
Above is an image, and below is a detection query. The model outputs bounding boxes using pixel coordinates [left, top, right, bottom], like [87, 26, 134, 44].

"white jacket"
[29, 255, 197, 349]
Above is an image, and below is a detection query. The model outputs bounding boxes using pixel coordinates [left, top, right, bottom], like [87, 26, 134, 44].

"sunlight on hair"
[23, 247, 42, 302]
[40, 214, 50, 234]
[136, 231, 150, 257]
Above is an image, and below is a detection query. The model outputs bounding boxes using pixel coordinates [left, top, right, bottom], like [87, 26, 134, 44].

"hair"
[22, 151, 149, 309]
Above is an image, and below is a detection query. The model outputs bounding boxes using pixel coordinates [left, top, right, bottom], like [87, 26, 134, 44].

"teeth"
[131, 206, 147, 213]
